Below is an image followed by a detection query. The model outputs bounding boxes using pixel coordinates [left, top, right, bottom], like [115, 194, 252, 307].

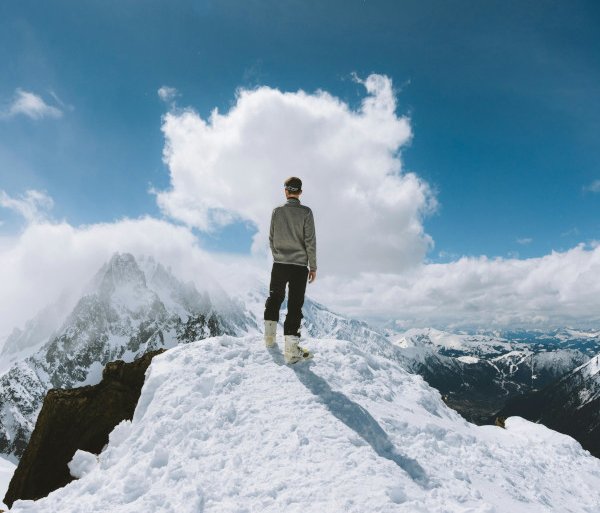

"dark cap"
[284, 176, 302, 192]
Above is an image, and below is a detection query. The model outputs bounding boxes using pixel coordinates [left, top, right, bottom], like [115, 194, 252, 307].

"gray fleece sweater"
[269, 198, 317, 271]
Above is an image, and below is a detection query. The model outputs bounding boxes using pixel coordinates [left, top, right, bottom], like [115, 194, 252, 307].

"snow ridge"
[10, 335, 600, 513]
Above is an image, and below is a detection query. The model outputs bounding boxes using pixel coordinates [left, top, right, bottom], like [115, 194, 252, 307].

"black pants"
[264, 263, 309, 336]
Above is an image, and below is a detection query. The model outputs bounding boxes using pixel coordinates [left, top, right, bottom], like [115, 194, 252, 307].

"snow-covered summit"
[10, 335, 600, 513]
[93, 252, 148, 297]
[1, 251, 393, 463]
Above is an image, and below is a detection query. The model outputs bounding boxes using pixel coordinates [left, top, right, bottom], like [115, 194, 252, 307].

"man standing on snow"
[264, 176, 317, 364]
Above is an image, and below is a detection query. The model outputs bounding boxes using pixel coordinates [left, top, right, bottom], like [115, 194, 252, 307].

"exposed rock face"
[3, 349, 165, 508]
[495, 354, 600, 458]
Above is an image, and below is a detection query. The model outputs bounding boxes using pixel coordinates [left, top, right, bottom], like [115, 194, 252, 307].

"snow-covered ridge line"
[10, 335, 600, 513]
[575, 354, 600, 379]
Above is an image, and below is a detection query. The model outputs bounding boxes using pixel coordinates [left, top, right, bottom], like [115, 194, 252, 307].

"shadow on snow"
[267, 345, 431, 488]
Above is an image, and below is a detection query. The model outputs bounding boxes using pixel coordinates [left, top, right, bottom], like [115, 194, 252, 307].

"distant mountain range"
[384, 327, 600, 424]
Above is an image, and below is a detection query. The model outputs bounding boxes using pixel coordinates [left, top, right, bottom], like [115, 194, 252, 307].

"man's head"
[284, 176, 302, 199]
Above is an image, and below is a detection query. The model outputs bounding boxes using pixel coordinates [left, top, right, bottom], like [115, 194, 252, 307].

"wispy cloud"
[158, 86, 179, 103]
[583, 180, 600, 193]
[561, 227, 580, 238]
[0, 189, 54, 223]
[2, 89, 63, 120]
[516, 237, 532, 245]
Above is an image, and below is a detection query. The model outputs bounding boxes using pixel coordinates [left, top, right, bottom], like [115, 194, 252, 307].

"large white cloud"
[156, 74, 437, 274]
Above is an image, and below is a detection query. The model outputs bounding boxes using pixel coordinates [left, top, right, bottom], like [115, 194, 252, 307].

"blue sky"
[1, 0, 600, 260]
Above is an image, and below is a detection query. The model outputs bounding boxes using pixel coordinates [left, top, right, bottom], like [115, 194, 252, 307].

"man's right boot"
[284, 335, 313, 364]
[264, 320, 277, 348]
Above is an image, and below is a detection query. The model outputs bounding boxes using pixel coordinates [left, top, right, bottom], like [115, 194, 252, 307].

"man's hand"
[308, 270, 317, 283]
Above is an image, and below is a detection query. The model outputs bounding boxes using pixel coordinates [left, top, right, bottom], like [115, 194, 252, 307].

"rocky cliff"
[3, 349, 164, 508]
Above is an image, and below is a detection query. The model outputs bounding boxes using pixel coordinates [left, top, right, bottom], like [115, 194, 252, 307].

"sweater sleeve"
[304, 210, 317, 271]
[269, 209, 275, 254]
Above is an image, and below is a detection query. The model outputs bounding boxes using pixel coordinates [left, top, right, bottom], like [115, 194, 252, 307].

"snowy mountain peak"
[8, 335, 600, 512]
[93, 252, 148, 300]
[0, 253, 253, 460]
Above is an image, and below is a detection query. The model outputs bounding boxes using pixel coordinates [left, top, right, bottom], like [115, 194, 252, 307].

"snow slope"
[10, 335, 600, 513]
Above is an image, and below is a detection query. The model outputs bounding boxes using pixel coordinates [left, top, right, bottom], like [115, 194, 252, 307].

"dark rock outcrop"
[3, 348, 165, 508]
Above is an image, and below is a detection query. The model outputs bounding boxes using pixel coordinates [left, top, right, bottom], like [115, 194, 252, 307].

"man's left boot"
[264, 320, 277, 348]
[284, 335, 313, 364]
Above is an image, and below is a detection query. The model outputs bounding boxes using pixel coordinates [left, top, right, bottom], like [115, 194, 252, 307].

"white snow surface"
[11, 335, 600, 513]
[0, 455, 16, 510]
[457, 355, 479, 364]
[68, 449, 99, 479]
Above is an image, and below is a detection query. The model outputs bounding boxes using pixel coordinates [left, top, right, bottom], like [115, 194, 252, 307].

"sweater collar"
[286, 197, 301, 204]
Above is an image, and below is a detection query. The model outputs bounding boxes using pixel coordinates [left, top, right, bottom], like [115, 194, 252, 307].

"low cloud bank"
[311, 243, 600, 329]
[2, 215, 600, 337]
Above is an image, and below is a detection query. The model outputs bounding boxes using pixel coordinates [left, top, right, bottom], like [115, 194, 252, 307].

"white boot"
[284, 335, 313, 364]
[264, 320, 277, 348]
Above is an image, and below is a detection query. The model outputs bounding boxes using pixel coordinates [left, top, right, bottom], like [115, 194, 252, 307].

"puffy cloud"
[0, 189, 54, 223]
[156, 74, 437, 274]
[2, 89, 63, 120]
[309, 243, 600, 329]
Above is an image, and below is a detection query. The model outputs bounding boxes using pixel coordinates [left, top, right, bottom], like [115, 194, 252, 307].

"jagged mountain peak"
[0, 253, 253, 461]
[92, 252, 147, 299]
